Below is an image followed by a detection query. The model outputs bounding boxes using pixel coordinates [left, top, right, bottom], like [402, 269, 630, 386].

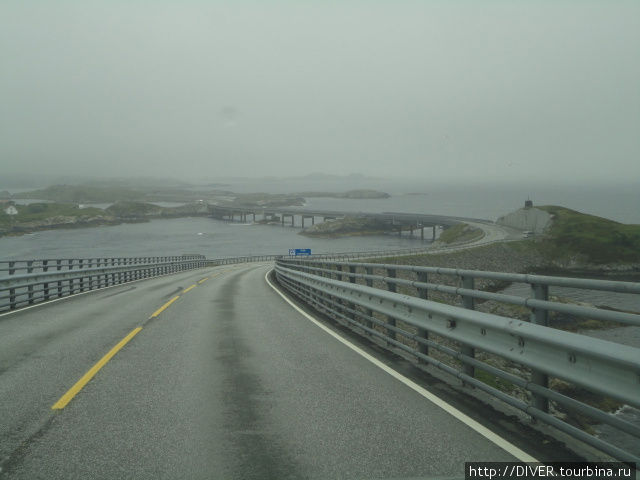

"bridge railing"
[204, 239, 508, 266]
[275, 257, 640, 464]
[0, 255, 207, 313]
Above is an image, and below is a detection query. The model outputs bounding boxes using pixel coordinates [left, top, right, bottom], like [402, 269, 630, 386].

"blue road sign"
[289, 248, 311, 256]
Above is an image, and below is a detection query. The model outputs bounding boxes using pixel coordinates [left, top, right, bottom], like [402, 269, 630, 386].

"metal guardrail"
[205, 238, 509, 266]
[275, 257, 640, 464]
[0, 255, 207, 312]
[0, 247, 445, 310]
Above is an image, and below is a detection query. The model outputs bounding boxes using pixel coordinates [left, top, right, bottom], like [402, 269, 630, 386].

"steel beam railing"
[275, 257, 640, 465]
[0, 255, 207, 312]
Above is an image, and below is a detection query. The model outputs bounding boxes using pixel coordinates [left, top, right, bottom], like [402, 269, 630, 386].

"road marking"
[49, 268, 236, 410]
[149, 295, 180, 318]
[51, 327, 142, 410]
[265, 270, 539, 463]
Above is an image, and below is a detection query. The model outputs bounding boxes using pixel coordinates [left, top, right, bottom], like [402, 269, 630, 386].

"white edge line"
[264, 268, 539, 463]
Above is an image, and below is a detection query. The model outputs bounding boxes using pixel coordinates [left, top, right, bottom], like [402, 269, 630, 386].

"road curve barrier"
[0, 255, 207, 313]
[275, 257, 640, 465]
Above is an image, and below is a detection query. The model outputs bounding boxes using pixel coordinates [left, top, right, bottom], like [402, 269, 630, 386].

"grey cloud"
[1, 1, 638, 184]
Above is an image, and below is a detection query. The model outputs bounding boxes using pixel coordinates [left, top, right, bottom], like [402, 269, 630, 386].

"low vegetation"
[437, 223, 483, 244]
[105, 201, 164, 219]
[0, 203, 115, 236]
[0, 202, 104, 224]
[230, 193, 305, 207]
[0, 201, 209, 236]
[300, 216, 390, 238]
[537, 205, 640, 264]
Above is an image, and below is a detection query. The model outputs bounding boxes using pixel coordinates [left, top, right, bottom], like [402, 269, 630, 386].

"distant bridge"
[209, 204, 491, 239]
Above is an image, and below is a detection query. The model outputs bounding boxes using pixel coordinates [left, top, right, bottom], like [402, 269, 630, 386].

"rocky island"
[0, 201, 209, 237]
[299, 216, 392, 238]
[294, 189, 391, 199]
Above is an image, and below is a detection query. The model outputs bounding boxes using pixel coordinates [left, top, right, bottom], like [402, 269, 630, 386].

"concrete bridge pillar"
[281, 214, 295, 227]
[301, 215, 315, 228]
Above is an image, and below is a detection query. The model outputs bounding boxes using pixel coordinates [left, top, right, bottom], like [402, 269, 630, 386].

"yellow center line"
[150, 295, 180, 318]
[183, 284, 197, 293]
[52, 327, 142, 410]
[197, 277, 209, 284]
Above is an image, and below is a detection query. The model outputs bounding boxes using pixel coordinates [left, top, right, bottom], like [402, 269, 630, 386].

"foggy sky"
[2, 1, 639, 184]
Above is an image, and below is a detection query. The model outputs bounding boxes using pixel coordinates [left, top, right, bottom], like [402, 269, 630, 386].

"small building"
[524, 199, 533, 209]
[3, 205, 18, 215]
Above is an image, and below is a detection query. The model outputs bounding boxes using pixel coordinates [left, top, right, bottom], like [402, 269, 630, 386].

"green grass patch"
[11, 203, 104, 222]
[475, 369, 514, 393]
[438, 223, 483, 244]
[105, 201, 161, 217]
[538, 205, 640, 264]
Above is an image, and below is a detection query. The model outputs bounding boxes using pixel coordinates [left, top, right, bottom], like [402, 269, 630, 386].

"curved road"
[0, 263, 574, 479]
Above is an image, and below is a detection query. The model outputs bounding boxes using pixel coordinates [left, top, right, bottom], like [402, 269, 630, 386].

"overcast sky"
[2, 1, 639, 185]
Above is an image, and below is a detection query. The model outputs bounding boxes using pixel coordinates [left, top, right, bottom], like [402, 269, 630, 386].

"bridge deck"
[0, 263, 580, 479]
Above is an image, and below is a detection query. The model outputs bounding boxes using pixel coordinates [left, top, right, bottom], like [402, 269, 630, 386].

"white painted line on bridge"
[265, 269, 539, 464]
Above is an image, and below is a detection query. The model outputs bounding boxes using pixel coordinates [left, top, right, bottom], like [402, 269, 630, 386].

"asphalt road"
[0, 263, 544, 479]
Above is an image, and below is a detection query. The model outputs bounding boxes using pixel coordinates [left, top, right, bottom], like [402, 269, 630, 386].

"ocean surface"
[0, 217, 430, 261]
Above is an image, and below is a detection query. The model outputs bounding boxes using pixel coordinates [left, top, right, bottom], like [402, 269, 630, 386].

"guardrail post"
[9, 288, 16, 309]
[317, 262, 329, 311]
[347, 265, 357, 322]
[460, 276, 476, 379]
[9, 261, 15, 275]
[44, 260, 50, 300]
[416, 271, 429, 360]
[334, 264, 346, 316]
[27, 261, 34, 304]
[530, 283, 550, 413]
[364, 266, 374, 330]
[386, 268, 397, 341]
[79, 259, 85, 291]
[57, 260, 63, 297]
